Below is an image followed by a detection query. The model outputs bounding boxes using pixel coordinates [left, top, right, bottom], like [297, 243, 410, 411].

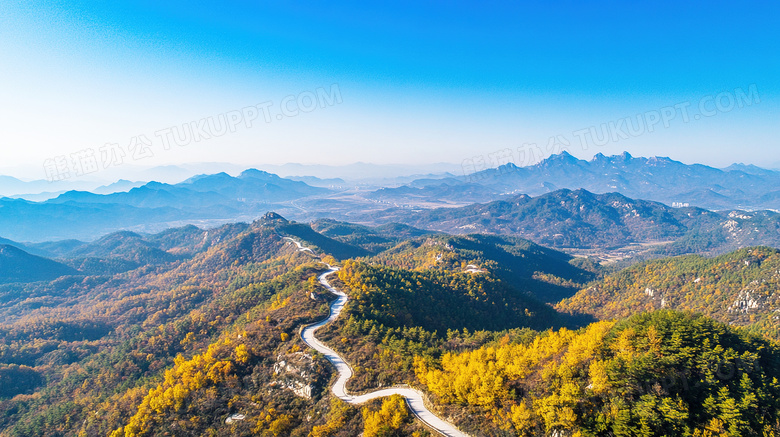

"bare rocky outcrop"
[270, 352, 317, 399]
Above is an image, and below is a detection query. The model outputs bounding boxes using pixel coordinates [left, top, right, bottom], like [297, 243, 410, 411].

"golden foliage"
[362, 395, 409, 437]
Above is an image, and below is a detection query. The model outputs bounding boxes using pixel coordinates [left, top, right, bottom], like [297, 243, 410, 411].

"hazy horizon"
[2, 1, 778, 183]
[1, 149, 779, 186]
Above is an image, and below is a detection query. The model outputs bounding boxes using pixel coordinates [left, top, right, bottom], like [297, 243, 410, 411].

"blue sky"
[1, 0, 778, 179]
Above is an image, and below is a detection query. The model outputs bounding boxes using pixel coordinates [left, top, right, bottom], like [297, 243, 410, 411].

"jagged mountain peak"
[550, 150, 578, 161]
[461, 151, 780, 210]
[260, 211, 289, 224]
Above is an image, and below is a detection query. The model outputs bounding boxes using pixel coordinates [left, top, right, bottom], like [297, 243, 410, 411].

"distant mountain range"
[439, 151, 780, 211]
[358, 152, 780, 211]
[4, 185, 778, 285]
[2, 152, 780, 245]
[0, 169, 328, 241]
[0, 175, 97, 199]
[48, 169, 326, 208]
[0, 162, 462, 198]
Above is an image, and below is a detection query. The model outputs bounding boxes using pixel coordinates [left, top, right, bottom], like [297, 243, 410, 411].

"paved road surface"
[301, 265, 470, 437]
[283, 237, 315, 253]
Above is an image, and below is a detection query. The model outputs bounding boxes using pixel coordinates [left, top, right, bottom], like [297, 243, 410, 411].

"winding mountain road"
[300, 265, 470, 437]
[283, 237, 315, 254]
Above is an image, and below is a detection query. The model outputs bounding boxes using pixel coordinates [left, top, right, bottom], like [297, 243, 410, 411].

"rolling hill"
[367, 233, 599, 304]
[0, 245, 78, 283]
[558, 246, 780, 341]
[310, 218, 440, 254]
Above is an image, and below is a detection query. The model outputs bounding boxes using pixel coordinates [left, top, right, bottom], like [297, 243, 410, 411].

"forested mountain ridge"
[0, 216, 347, 435]
[0, 245, 77, 284]
[0, 214, 779, 436]
[365, 188, 780, 258]
[415, 310, 780, 436]
[558, 246, 780, 342]
[0, 213, 455, 435]
[0, 222, 251, 276]
[310, 218, 440, 255]
[0, 213, 365, 278]
[314, 259, 562, 396]
[367, 233, 599, 303]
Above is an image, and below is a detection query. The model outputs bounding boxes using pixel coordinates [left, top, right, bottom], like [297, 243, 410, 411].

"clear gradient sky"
[1, 1, 778, 180]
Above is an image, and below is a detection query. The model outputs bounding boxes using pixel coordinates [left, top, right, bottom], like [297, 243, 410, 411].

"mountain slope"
[310, 219, 440, 254]
[0, 245, 78, 283]
[67, 231, 180, 264]
[375, 189, 706, 247]
[364, 188, 780, 257]
[415, 310, 780, 436]
[558, 246, 780, 341]
[369, 233, 599, 304]
[256, 213, 371, 260]
[144, 223, 249, 256]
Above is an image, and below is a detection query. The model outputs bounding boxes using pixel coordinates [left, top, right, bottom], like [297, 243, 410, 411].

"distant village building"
[671, 202, 690, 208]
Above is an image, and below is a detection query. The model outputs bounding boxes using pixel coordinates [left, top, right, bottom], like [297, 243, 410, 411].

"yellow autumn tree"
[362, 395, 409, 437]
